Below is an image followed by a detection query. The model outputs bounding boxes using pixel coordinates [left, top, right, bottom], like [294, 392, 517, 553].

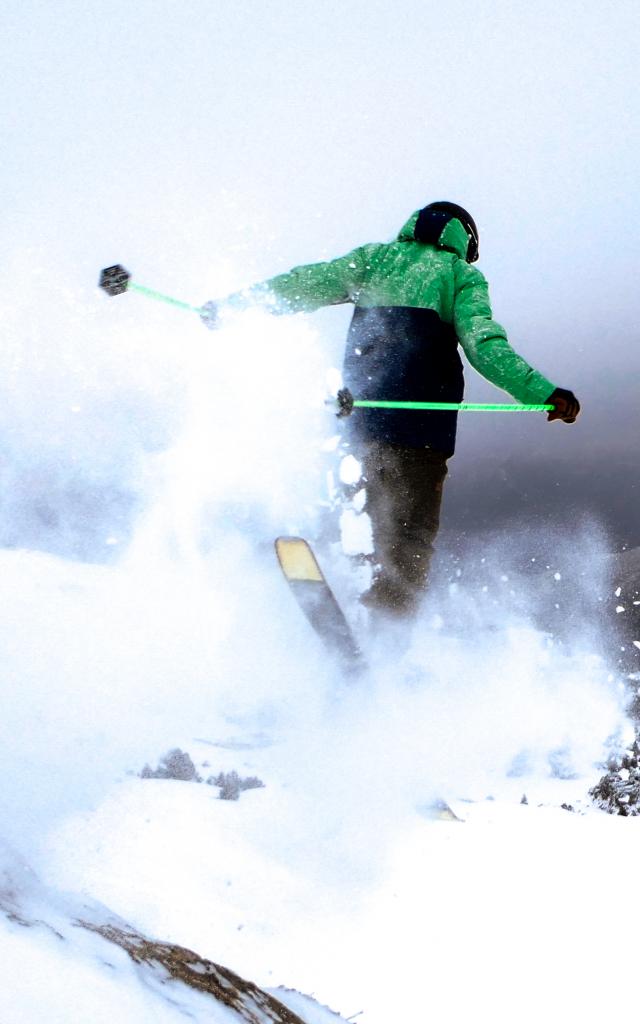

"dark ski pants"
[358, 441, 449, 616]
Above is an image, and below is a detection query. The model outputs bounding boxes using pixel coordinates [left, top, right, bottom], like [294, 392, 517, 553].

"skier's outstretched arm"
[453, 263, 580, 423]
[201, 246, 375, 326]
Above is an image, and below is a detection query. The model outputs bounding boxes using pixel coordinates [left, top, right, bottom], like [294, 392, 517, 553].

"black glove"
[199, 300, 219, 330]
[545, 387, 580, 423]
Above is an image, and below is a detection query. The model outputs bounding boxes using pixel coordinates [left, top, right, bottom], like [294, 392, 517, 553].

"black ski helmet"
[414, 201, 479, 263]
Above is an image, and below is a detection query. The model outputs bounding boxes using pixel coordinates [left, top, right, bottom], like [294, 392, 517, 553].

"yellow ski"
[275, 537, 364, 672]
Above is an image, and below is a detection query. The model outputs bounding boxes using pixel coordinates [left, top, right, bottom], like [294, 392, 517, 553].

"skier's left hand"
[199, 300, 219, 330]
[545, 388, 580, 423]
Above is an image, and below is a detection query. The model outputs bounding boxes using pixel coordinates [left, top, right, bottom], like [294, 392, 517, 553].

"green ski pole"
[98, 265, 204, 314]
[333, 388, 553, 415]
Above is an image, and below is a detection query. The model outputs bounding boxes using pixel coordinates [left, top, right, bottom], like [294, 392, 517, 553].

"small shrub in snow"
[140, 748, 201, 782]
[207, 771, 265, 801]
[139, 750, 265, 800]
[590, 734, 640, 816]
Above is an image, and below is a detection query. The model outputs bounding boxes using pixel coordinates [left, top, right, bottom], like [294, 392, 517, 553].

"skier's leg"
[360, 443, 449, 615]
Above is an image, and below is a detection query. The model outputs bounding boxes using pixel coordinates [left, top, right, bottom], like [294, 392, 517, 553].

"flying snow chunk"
[340, 508, 373, 556]
[339, 454, 362, 486]
[352, 488, 366, 512]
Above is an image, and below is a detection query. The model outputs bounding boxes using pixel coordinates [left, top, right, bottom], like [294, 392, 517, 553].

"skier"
[200, 202, 580, 617]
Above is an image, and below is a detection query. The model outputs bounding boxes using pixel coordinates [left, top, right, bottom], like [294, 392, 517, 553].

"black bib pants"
[342, 306, 462, 616]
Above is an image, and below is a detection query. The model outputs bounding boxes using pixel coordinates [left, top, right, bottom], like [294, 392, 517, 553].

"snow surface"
[6, 717, 640, 1023]
[1, 514, 639, 1023]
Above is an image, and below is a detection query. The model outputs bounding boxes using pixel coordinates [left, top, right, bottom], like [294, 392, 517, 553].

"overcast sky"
[1, 0, 639, 549]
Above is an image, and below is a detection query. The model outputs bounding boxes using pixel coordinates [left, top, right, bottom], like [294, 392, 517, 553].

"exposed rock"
[79, 920, 308, 1024]
[0, 839, 319, 1024]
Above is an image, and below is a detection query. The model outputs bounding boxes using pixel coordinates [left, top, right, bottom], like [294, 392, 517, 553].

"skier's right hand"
[199, 300, 219, 330]
[545, 388, 580, 423]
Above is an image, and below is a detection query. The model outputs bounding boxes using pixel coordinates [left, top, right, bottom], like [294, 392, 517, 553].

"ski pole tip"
[99, 264, 131, 296]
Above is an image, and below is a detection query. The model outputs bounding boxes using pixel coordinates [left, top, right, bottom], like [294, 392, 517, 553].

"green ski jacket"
[222, 211, 555, 452]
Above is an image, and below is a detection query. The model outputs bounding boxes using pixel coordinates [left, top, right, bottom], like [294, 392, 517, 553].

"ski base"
[275, 537, 364, 672]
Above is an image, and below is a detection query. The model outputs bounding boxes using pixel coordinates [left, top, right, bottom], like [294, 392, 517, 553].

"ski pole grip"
[336, 387, 354, 418]
[99, 264, 131, 296]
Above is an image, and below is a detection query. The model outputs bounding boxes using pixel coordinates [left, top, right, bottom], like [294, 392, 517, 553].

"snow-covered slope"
[0, 837, 345, 1024]
[16, 730, 640, 1024]
[2, 542, 638, 1023]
